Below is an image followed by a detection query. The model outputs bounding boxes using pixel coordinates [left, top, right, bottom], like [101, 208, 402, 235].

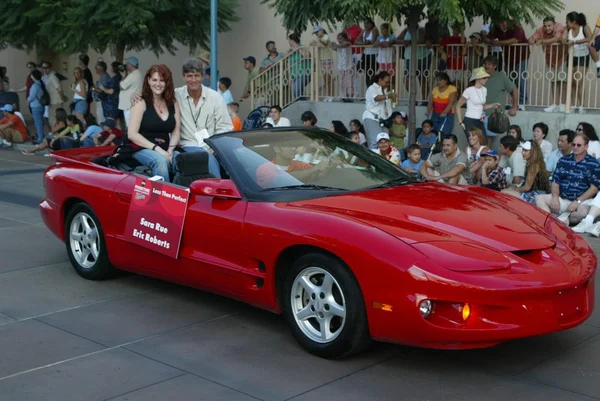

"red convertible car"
[40, 128, 596, 358]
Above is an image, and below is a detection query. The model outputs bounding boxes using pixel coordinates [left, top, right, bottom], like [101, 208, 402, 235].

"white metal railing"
[251, 43, 600, 112]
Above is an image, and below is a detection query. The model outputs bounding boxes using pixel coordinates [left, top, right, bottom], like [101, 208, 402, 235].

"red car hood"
[291, 183, 555, 252]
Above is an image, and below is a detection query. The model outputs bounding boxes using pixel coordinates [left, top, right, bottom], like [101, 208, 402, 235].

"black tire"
[65, 203, 116, 280]
[282, 252, 371, 358]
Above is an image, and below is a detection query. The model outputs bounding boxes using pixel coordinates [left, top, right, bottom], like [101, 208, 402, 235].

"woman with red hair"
[127, 64, 181, 181]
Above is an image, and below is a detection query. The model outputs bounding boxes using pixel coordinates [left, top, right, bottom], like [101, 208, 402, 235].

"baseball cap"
[125, 56, 139, 67]
[376, 133, 390, 142]
[312, 25, 324, 34]
[521, 141, 532, 151]
[100, 119, 116, 129]
[469, 32, 482, 40]
[0, 104, 14, 112]
[243, 56, 256, 65]
[481, 149, 500, 157]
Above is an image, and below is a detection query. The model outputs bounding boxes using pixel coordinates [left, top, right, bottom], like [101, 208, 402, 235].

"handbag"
[487, 106, 510, 134]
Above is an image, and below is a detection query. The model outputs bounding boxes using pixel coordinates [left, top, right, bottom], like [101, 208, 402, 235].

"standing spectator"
[536, 133, 600, 226]
[344, 23, 364, 94]
[69, 67, 88, 126]
[546, 129, 574, 175]
[196, 50, 212, 87]
[419, 134, 467, 184]
[397, 25, 431, 103]
[425, 72, 457, 134]
[488, 19, 530, 107]
[0, 66, 9, 92]
[354, 18, 379, 88]
[259, 41, 284, 73]
[455, 67, 500, 144]
[265, 105, 291, 127]
[362, 71, 397, 149]
[78, 54, 94, 113]
[240, 57, 259, 101]
[119, 56, 143, 128]
[218, 77, 234, 104]
[374, 23, 396, 80]
[482, 56, 519, 145]
[464, 127, 490, 184]
[576, 122, 600, 158]
[96, 62, 121, 128]
[10, 62, 37, 106]
[440, 23, 466, 91]
[286, 34, 312, 100]
[590, 13, 600, 78]
[331, 32, 354, 99]
[127, 64, 181, 182]
[529, 17, 567, 113]
[41, 61, 66, 128]
[562, 12, 592, 114]
[228, 102, 242, 131]
[532, 122, 553, 163]
[372, 133, 401, 166]
[388, 111, 407, 154]
[27, 70, 48, 144]
[498, 135, 526, 185]
[503, 141, 551, 204]
[466, 33, 485, 73]
[92, 61, 111, 123]
[0, 105, 27, 148]
[310, 26, 334, 99]
[481, 22, 504, 70]
[480, 150, 508, 191]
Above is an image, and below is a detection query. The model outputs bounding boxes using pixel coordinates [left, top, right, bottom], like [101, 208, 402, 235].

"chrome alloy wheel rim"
[291, 267, 346, 343]
[69, 212, 100, 269]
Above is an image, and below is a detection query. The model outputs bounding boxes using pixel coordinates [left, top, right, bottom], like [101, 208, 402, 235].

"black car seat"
[173, 151, 215, 187]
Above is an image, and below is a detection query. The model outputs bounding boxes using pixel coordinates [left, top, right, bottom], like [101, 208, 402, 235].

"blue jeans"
[431, 113, 454, 135]
[182, 146, 222, 179]
[133, 149, 180, 182]
[31, 106, 45, 143]
[292, 75, 311, 99]
[509, 60, 528, 105]
[80, 138, 95, 148]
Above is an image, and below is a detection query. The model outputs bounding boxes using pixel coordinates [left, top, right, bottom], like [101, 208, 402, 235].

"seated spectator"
[0, 104, 27, 148]
[507, 124, 525, 146]
[22, 114, 80, 155]
[465, 127, 489, 184]
[347, 131, 361, 144]
[78, 114, 104, 147]
[262, 122, 274, 128]
[532, 122, 553, 163]
[301, 111, 317, 127]
[95, 119, 123, 146]
[401, 144, 424, 176]
[416, 120, 437, 159]
[576, 122, 600, 158]
[419, 134, 467, 184]
[572, 192, 600, 235]
[480, 150, 508, 191]
[372, 133, 401, 165]
[546, 129, 574, 176]
[388, 111, 407, 155]
[349, 119, 367, 146]
[330, 120, 348, 137]
[502, 141, 551, 204]
[218, 77, 234, 104]
[535, 133, 600, 226]
[499, 135, 526, 185]
[265, 105, 291, 127]
[228, 102, 242, 131]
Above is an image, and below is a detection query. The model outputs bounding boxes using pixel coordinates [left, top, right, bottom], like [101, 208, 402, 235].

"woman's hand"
[155, 146, 170, 162]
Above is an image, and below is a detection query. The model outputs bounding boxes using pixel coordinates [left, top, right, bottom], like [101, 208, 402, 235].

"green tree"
[262, 0, 563, 140]
[0, 0, 239, 62]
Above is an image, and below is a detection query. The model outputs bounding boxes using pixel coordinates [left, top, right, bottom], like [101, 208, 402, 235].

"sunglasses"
[571, 143, 585, 147]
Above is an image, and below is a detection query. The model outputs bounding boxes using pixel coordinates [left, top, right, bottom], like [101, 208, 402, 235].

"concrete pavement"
[0, 149, 599, 401]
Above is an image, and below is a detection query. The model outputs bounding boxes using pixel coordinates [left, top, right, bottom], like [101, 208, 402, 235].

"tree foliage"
[262, 0, 564, 138]
[0, 0, 239, 61]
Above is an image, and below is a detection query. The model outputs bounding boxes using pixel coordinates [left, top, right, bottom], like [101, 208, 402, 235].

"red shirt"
[101, 128, 124, 144]
[440, 36, 464, 70]
[25, 74, 34, 98]
[345, 25, 363, 55]
[490, 25, 530, 69]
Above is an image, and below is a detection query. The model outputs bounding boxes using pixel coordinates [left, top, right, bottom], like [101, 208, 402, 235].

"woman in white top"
[375, 23, 396, 78]
[331, 32, 354, 99]
[454, 67, 500, 141]
[70, 67, 88, 126]
[362, 71, 398, 149]
[354, 18, 379, 88]
[532, 122, 553, 164]
[577, 122, 600, 159]
[562, 12, 592, 114]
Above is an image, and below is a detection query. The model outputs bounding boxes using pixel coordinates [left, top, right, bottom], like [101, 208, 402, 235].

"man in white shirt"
[265, 105, 291, 127]
[40, 61, 65, 127]
[119, 56, 143, 128]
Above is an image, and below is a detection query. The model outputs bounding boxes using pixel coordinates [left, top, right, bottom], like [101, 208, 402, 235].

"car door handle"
[116, 192, 131, 204]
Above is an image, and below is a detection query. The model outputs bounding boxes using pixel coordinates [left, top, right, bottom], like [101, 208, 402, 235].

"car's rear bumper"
[40, 199, 64, 242]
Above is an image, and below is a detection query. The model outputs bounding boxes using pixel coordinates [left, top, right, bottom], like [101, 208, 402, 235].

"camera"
[118, 64, 126, 72]
[379, 117, 394, 129]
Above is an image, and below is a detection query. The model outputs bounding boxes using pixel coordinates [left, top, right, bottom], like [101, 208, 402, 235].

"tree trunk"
[407, 7, 422, 145]
[112, 42, 126, 63]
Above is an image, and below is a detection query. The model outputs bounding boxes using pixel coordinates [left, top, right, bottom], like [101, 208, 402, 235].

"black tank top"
[139, 102, 176, 151]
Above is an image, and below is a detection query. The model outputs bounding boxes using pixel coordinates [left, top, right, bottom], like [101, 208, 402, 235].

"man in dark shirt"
[79, 54, 94, 113]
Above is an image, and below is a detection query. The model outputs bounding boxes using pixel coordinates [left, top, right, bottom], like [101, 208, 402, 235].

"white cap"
[376, 133, 390, 142]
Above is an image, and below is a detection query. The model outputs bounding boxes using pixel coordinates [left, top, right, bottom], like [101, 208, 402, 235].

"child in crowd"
[480, 150, 508, 191]
[218, 77, 234, 104]
[22, 114, 80, 155]
[332, 32, 354, 99]
[373, 132, 401, 165]
[228, 102, 242, 131]
[416, 120, 437, 159]
[388, 111, 407, 156]
[347, 131, 361, 144]
[78, 114, 103, 147]
[94, 119, 123, 146]
[401, 144, 424, 176]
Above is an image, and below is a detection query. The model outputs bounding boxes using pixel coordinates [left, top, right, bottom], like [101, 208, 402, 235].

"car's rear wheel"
[282, 253, 371, 358]
[65, 203, 116, 280]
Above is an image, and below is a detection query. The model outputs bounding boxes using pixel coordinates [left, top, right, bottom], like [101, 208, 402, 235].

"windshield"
[209, 128, 419, 197]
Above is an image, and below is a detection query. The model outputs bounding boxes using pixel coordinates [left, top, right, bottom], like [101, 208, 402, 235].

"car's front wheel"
[65, 203, 116, 280]
[282, 252, 371, 358]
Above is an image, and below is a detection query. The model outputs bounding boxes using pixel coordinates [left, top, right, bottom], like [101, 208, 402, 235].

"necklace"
[155, 100, 166, 114]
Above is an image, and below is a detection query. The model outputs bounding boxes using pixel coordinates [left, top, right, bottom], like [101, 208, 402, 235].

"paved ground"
[0, 149, 599, 401]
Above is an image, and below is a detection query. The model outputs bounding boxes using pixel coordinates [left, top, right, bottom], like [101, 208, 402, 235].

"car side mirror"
[189, 179, 242, 200]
